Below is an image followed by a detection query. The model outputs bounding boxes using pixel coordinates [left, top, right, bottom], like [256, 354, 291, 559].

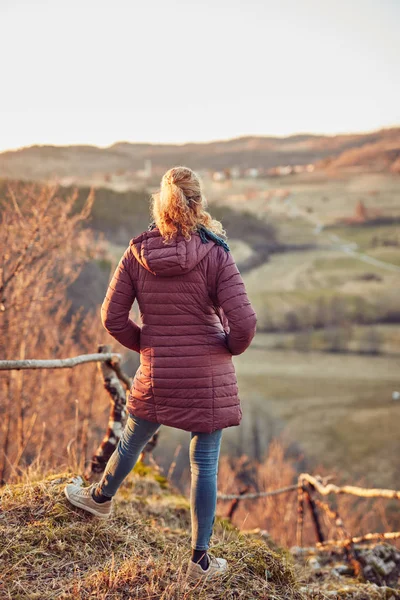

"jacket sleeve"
[215, 246, 257, 356]
[100, 245, 141, 353]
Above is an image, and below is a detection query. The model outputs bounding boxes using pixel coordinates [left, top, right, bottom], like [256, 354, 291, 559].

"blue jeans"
[97, 413, 223, 551]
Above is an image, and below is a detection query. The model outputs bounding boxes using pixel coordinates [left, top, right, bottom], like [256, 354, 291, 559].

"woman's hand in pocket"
[223, 331, 232, 354]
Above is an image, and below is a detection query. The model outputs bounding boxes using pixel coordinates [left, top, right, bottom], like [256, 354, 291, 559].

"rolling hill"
[0, 128, 398, 181]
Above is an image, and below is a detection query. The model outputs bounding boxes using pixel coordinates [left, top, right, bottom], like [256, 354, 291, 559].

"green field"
[203, 171, 400, 488]
[230, 345, 400, 487]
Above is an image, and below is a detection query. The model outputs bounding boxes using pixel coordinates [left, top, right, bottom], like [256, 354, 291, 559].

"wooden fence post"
[296, 481, 305, 547]
[227, 486, 250, 521]
[305, 483, 325, 544]
[86, 345, 160, 480]
[86, 345, 130, 479]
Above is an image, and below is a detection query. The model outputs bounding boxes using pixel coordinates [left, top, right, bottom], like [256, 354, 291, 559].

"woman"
[64, 166, 257, 582]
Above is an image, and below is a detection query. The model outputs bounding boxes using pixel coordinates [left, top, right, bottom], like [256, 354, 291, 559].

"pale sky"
[0, 0, 399, 151]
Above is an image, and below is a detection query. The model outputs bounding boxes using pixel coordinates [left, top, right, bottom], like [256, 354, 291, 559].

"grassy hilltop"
[1, 467, 398, 600]
[0, 469, 301, 600]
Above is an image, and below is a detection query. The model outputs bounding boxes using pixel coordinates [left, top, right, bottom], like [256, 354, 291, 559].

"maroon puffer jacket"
[101, 227, 257, 433]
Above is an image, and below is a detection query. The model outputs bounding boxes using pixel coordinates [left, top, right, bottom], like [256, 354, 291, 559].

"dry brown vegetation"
[320, 140, 400, 173]
[0, 183, 117, 484]
[0, 468, 305, 600]
[217, 441, 400, 552]
[1, 466, 399, 600]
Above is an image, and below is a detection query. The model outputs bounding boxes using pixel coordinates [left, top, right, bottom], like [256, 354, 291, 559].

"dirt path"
[285, 196, 400, 273]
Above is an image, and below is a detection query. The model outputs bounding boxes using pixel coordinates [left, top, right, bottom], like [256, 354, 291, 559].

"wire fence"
[217, 484, 299, 500]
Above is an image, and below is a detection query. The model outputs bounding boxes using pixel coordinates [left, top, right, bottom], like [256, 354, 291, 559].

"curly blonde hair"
[150, 166, 226, 243]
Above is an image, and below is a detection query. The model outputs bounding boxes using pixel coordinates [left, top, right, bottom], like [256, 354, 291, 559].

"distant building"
[267, 163, 315, 177]
[277, 166, 293, 176]
[213, 171, 226, 181]
[230, 167, 241, 179]
[245, 168, 260, 178]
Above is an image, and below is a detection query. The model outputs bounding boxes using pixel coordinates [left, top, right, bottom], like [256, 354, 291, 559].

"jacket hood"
[130, 227, 216, 277]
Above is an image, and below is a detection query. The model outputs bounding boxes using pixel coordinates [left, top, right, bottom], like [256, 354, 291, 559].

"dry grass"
[2, 467, 399, 599]
[0, 468, 305, 600]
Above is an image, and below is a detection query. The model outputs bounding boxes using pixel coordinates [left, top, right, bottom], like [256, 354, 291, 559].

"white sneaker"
[64, 481, 113, 519]
[186, 553, 228, 582]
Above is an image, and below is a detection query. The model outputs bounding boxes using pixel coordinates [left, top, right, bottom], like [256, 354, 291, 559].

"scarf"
[147, 221, 230, 253]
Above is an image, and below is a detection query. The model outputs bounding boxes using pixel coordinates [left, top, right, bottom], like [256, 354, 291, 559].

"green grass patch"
[327, 224, 400, 251]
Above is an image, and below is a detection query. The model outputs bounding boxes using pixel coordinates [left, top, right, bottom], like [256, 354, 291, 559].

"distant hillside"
[0, 179, 282, 316]
[0, 179, 278, 248]
[318, 137, 400, 173]
[0, 128, 399, 181]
